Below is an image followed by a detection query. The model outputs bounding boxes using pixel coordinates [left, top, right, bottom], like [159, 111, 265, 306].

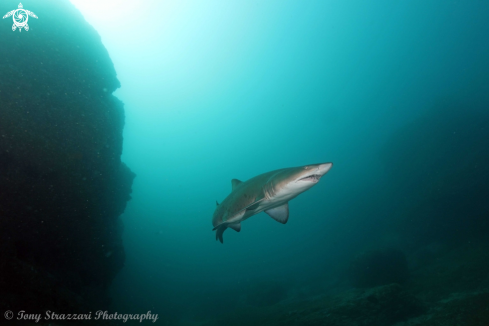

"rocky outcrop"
[0, 0, 134, 313]
[203, 242, 489, 326]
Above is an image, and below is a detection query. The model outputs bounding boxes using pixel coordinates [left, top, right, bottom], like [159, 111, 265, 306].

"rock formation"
[0, 0, 134, 313]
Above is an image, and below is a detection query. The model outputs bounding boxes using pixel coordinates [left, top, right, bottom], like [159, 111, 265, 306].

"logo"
[3, 3, 37, 32]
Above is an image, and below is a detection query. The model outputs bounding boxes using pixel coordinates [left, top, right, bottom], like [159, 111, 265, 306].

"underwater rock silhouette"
[0, 0, 134, 313]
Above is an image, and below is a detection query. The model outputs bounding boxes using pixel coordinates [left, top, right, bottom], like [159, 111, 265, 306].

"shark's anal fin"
[231, 179, 243, 191]
[265, 203, 289, 224]
[229, 223, 241, 232]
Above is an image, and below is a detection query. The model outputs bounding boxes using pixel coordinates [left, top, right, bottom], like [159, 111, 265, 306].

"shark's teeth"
[299, 174, 321, 183]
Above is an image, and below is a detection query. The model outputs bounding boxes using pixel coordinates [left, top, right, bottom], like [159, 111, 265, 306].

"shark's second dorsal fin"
[231, 179, 243, 191]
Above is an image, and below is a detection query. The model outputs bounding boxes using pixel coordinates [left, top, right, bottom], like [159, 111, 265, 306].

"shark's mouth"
[298, 174, 321, 183]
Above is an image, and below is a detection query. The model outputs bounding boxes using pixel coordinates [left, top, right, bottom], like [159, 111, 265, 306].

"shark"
[212, 162, 333, 243]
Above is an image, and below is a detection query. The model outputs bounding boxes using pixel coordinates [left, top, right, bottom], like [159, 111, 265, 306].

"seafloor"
[197, 240, 489, 326]
[25, 240, 488, 325]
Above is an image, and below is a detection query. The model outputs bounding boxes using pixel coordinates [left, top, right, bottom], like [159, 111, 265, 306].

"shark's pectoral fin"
[231, 179, 243, 191]
[265, 203, 289, 224]
[229, 223, 241, 232]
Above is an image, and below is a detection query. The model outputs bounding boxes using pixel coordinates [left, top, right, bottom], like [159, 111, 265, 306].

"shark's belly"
[227, 187, 297, 224]
[243, 196, 292, 220]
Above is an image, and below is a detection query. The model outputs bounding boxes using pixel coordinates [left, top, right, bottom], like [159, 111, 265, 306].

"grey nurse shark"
[212, 162, 333, 243]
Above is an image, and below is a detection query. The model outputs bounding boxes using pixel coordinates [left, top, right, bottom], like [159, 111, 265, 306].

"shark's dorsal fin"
[216, 201, 219, 206]
[231, 179, 243, 191]
[265, 203, 289, 224]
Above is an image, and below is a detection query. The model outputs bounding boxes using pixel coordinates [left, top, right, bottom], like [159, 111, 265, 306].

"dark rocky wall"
[0, 0, 134, 313]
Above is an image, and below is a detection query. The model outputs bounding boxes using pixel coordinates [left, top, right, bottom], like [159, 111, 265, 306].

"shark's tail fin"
[213, 224, 227, 244]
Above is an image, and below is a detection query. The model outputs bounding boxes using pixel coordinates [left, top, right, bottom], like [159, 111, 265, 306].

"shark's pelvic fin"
[231, 179, 243, 191]
[229, 223, 241, 232]
[265, 203, 289, 224]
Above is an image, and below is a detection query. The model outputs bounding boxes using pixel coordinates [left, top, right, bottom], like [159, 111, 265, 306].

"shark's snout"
[318, 162, 333, 175]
